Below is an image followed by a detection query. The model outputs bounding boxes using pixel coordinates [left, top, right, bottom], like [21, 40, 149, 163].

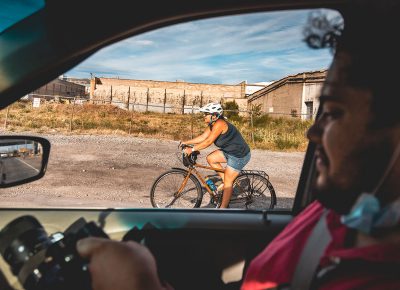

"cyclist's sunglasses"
[203, 113, 217, 117]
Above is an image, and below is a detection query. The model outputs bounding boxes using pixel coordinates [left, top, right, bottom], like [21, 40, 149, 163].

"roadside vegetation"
[1, 100, 313, 151]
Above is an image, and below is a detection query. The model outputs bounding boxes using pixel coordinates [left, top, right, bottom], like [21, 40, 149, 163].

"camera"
[0, 215, 109, 290]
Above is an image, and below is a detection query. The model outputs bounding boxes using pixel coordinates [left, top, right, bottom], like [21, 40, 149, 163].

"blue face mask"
[341, 193, 400, 234]
[341, 142, 400, 234]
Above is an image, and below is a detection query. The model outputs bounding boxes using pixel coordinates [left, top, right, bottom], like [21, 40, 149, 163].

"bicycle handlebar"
[179, 143, 194, 150]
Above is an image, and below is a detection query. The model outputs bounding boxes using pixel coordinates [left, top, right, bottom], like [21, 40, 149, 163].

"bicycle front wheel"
[150, 169, 203, 208]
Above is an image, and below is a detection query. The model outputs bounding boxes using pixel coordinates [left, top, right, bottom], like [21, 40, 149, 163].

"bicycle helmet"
[199, 103, 223, 115]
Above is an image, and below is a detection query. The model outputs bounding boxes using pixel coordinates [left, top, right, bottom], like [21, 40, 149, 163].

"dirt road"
[0, 134, 305, 209]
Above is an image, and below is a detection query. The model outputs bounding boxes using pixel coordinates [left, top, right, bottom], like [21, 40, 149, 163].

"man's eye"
[323, 110, 343, 119]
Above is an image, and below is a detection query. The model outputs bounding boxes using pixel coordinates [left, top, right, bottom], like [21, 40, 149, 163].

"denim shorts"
[222, 151, 251, 172]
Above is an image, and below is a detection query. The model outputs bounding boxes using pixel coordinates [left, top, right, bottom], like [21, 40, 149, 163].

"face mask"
[341, 142, 400, 234]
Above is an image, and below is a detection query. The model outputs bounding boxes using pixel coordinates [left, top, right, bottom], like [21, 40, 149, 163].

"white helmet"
[199, 103, 223, 115]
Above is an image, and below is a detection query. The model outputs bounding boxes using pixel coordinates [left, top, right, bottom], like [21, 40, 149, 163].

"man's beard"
[313, 177, 362, 214]
[313, 139, 392, 215]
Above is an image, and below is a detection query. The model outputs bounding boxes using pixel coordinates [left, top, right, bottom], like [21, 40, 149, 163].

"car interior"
[0, 0, 349, 289]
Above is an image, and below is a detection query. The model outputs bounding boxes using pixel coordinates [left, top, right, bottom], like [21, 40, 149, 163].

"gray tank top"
[212, 121, 250, 158]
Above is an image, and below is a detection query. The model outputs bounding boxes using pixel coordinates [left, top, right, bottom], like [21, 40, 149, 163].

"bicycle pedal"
[210, 193, 222, 204]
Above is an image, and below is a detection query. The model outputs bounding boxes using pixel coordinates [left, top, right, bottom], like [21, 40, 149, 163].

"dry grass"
[1, 101, 312, 151]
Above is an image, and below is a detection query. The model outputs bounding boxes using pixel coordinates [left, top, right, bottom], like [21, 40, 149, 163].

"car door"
[0, 1, 344, 289]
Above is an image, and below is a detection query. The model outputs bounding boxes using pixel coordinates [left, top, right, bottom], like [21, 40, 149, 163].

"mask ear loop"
[341, 141, 400, 234]
[371, 141, 400, 196]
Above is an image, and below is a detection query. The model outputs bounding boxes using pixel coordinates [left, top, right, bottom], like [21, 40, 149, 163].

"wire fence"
[1, 95, 315, 149]
[23, 93, 318, 118]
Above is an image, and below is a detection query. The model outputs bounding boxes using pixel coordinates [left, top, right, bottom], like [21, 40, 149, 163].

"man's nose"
[306, 121, 322, 144]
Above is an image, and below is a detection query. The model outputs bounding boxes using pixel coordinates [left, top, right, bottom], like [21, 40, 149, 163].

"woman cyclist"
[181, 102, 251, 208]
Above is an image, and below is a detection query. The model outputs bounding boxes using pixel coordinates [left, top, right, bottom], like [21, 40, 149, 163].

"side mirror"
[0, 136, 50, 188]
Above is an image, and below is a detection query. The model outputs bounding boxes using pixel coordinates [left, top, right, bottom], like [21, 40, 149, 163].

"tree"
[222, 101, 239, 119]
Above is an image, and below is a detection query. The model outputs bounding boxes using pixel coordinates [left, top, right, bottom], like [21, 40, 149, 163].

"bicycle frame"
[178, 161, 225, 202]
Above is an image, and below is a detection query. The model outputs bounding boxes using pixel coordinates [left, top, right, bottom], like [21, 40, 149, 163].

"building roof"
[95, 77, 242, 87]
[247, 69, 327, 102]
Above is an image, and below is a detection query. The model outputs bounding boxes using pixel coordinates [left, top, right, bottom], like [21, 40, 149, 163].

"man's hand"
[77, 237, 168, 290]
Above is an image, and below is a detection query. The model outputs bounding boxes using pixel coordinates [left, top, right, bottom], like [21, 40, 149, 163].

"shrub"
[250, 104, 263, 117]
[222, 101, 239, 119]
[274, 137, 300, 150]
[253, 114, 272, 127]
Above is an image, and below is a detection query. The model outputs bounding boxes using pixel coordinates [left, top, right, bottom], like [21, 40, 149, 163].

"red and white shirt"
[241, 201, 400, 290]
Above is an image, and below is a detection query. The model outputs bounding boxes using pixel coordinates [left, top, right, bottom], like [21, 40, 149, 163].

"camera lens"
[0, 215, 51, 275]
[0, 216, 109, 290]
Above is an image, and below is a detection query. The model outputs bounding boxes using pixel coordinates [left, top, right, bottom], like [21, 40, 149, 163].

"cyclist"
[181, 102, 251, 208]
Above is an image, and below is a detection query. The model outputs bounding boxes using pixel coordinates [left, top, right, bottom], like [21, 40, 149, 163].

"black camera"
[0, 215, 109, 290]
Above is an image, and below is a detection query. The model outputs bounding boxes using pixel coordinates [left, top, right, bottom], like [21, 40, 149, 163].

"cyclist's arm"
[182, 127, 211, 145]
[192, 120, 225, 151]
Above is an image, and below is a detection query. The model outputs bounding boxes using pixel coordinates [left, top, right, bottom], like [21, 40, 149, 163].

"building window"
[305, 101, 313, 120]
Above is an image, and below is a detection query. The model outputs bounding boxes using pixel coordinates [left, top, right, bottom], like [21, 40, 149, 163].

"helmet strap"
[208, 113, 219, 126]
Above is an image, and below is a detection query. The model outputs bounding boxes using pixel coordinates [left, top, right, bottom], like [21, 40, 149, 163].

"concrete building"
[30, 77, 86, 100]
[247, 70, 327, 120]
[245, 81, 274, 96]
[60, 75, 91, 94]
[90, 77, 247, 113]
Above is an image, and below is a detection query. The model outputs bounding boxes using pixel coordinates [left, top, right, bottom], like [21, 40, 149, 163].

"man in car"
[76, 1, 400, 289]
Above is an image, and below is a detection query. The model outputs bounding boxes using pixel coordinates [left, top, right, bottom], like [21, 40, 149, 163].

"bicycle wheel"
[150, 169, 203, 208]
[231, 172, 277, 210]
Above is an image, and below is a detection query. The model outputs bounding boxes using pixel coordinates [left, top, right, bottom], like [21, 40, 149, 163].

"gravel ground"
[0, 134, 305, 209]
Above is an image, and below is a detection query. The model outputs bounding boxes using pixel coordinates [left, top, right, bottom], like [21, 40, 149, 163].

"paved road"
[0, 157, 40, 184]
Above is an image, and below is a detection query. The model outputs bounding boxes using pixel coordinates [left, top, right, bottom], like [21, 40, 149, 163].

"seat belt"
[290, 209, 332, 290]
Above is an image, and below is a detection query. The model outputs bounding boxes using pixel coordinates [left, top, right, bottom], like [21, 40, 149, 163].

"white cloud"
[68, 8, 340, 84]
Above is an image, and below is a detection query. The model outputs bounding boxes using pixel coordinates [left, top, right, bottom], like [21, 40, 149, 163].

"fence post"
[200, 91, 203, 107]
[146, 88, 149, 112]
[69, 98, 76, 132]
[3, 106, 10, 129]
[126, 87, 130, 110]
[163, 89, 167, 114]
[250, 110, 255, 144]
[182, 90, 186, 114]
[110, 85, 113, 104]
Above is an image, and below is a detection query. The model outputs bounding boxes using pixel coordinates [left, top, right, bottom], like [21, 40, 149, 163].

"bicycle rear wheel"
[231, 172, 276, 210]
[150, 169, 203, 208]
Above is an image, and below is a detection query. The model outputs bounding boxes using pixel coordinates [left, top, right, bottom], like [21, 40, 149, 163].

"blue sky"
[68, 8, 341, 85]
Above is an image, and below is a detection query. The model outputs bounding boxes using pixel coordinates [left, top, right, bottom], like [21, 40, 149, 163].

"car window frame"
[0, 0, 347, 214]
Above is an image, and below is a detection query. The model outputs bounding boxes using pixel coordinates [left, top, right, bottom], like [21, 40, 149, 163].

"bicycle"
[150, 145, 277, 209]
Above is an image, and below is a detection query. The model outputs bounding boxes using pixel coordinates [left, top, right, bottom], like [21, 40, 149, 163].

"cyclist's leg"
[220, 152, 251, 208]
[220, 166, 240, 208]
[206, 149, 226, 181]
